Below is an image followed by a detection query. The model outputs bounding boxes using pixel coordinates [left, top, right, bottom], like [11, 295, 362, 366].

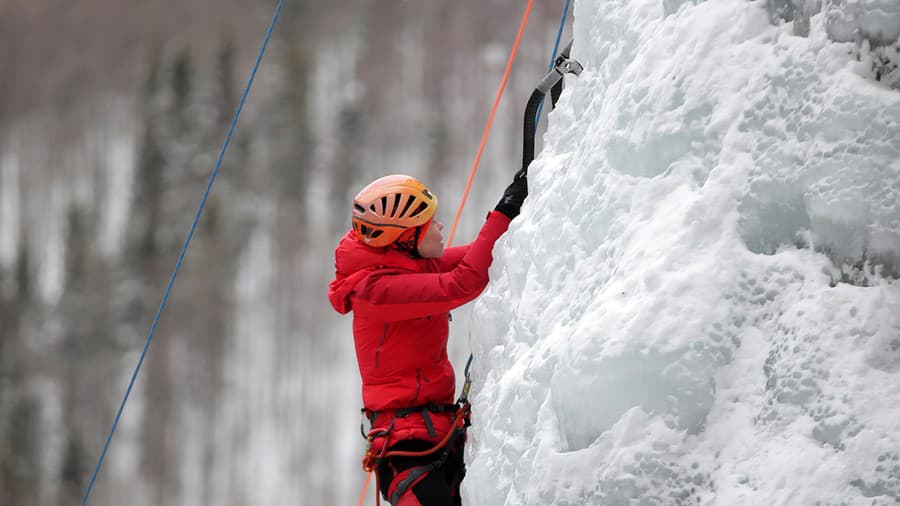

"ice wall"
[467, 0, 900, 504]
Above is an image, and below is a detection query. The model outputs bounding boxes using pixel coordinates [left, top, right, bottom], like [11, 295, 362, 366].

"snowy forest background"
[3, 0, 900, 505]
[0, 1, 569, 505]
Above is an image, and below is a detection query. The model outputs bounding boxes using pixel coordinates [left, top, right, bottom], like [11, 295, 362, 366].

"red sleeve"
[438, 245, 470, 272]
[351, 211, 512, 322]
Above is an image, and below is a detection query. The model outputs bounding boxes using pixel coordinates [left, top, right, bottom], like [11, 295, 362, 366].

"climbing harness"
[79, 2, 285, 505]
[357, 357, 474, 506]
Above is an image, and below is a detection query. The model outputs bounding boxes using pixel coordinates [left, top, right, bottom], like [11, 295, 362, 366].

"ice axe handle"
[522, 42, 583, 174]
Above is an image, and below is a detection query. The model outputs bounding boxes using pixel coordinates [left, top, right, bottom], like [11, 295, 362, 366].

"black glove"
[494, 169, 528, 219]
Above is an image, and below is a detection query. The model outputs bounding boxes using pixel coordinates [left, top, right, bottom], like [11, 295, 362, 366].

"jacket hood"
[328, 230, 426, 314]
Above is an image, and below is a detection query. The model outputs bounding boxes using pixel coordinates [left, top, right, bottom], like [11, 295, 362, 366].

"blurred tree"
[64, 207, 87, 293]
[6, 396, 39, 505]
[171, 48, 194, 134]
[0, 238, 30, 506]
[330, 104, 364, 232]
[121, 45, 178, 505]
[14, 236, 30, 305]
[130, 47, 166, 262]
[214, 34, 238, 128]
[59, 430, 86, 503]
[427, 108, 451, 180]
[133, 127, 165, 261]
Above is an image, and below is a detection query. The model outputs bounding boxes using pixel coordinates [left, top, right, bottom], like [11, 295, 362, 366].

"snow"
[466, 0, 900, 504]
[98, 127, 136, 260]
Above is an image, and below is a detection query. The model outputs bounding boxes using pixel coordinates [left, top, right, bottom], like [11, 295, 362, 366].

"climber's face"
[417, 219, 445, 259]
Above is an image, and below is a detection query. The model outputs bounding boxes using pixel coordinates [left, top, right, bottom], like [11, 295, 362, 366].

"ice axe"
[521, 40, 583, 175]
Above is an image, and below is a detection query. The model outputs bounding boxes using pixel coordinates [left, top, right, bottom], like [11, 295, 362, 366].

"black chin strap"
[394, 226, 422, 258]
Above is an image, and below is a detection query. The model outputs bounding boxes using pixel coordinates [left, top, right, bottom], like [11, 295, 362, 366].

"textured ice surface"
[824, 0, 900, 45]
[465, 0, 900, 504]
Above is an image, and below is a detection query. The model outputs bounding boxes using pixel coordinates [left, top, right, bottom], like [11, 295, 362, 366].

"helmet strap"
[393, 227, 423, 258]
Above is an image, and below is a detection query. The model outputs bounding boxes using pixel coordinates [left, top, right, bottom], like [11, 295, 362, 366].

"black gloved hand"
[494, 168, 528, 219]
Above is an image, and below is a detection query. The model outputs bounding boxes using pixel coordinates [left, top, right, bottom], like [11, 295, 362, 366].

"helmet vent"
[380, 196, 388, 214]
[360, 224, 370, 236]
[354, 204, 366, 214]
[370, 204, 377, 213]
[409, 201, 429, 218]
[370, 230, 383, 239]
[390, 193, 401, 217]
[400, 196, 416, 217]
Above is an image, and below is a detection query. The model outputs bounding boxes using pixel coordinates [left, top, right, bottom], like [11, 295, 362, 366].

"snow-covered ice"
[466, 0, 900, 504]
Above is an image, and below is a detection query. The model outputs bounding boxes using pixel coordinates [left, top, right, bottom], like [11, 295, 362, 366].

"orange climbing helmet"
[351, 174, 438, 248]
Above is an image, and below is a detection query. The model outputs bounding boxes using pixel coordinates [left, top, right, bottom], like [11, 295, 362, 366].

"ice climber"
[328, 171, 527, 505]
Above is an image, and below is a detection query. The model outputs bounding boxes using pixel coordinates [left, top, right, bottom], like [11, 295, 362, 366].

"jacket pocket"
[374, 324, 388, 369]
[414, 368, 422, 402]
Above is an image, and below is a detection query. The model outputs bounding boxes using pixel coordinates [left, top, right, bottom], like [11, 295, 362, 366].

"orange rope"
[357, 471, 375, 506]
[446, 0, 536, 247]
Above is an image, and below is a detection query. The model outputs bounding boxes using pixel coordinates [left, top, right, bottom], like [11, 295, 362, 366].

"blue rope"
[79, 1, 285, 504]
[534, 0, 571, 124]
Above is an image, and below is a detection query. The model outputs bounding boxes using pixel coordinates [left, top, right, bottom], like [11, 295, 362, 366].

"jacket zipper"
[374, 324, 388, 368]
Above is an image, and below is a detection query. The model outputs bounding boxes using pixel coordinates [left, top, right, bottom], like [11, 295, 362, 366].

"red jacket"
[328, 211, 511, 449]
